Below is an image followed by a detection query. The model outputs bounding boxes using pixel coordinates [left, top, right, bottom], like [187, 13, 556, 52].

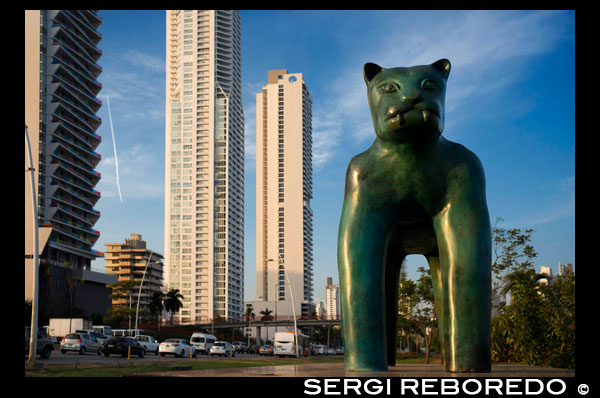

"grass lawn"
[25, 354, 442, 377]
[25, 356, 344, 377]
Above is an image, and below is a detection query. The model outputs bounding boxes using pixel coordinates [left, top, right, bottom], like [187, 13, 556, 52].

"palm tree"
[259, 307, 274, 321]
[163, 288, 184, 325]
[148, 291, 164, 331]
[244, 305, 255, 321]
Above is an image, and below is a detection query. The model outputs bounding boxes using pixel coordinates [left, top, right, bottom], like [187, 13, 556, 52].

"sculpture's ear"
[432, 58, 451, 80]
[363, 62, 384, 84]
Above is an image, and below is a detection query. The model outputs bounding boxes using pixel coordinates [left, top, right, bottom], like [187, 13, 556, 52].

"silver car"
[60, 333, 102, 355]
[210, 341, 235, 357]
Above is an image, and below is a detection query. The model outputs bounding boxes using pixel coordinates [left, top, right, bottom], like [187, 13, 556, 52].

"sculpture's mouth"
[385, 107, 440, 124]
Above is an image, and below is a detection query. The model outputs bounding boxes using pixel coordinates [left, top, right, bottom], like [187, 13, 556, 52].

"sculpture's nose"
[402, 91, 422, 105]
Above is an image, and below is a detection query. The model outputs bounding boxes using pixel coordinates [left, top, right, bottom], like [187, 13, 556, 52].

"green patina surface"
[338, 59, 492, 372]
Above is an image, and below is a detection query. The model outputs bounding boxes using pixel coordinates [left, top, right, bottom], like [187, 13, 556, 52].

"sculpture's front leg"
[433, 161, 492, 373]
[338, 188, 391, 371]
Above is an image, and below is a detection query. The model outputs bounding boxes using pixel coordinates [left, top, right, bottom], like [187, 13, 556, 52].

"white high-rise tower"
[164, 10, 244, 324]
[255, 69, 314, 319]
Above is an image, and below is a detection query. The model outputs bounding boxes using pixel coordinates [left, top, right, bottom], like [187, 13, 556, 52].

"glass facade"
[165, 10, 244, 324]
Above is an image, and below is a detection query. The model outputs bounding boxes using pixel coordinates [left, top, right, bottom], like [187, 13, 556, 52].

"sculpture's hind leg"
[385, 244, 406, 366]
[433, 170, 492, 372]
[427, 255, 445, 368]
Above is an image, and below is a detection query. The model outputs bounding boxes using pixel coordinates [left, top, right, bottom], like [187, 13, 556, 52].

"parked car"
[25, 327, 55, 359]
[258, 345, 274, 356]
[60, 333, 102, 355]
[311, 344, 326, 355]
[248, 345, 260, 355]
[101, 336, 145, 358]
[160, 339, 197, 358]
[75, 329, 109, 345]
[327, 347, 335, 355]
[209, 341, 235, 357]
[135, 335, 159, 355]
[335, 346, 344, 355]
[232, 341, 248, 353]
[190, 332, 217, 355]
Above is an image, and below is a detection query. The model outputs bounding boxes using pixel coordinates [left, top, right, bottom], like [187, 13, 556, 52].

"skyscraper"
[25, 11, 108, 308]
[326, 277, 340, 320]
[164, 10, 244, 324]
[255, 69, 314, 319]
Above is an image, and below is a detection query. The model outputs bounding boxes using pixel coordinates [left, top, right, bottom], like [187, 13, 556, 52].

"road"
[27, 348, 269, 366]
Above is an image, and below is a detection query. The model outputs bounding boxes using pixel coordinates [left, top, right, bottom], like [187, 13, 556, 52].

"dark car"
[25, 327, 54, 359]
[259, 345, 274, 356]
[101, 336, 145, 358]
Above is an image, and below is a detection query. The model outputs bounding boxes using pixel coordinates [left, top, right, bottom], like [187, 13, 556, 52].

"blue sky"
[91, 10, 575, 304]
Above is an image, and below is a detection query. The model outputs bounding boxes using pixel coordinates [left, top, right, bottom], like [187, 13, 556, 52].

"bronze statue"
[337, 59, 491, 372]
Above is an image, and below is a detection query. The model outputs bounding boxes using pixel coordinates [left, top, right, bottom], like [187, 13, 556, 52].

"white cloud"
[310, 10, 571, 160]
[96, 143, 164, 200]
[508, 176, 575, 227]
[123, 49, 165, 73]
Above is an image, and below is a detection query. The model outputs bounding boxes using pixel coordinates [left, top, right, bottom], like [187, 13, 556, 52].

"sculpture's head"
[364, 59, 450, 143]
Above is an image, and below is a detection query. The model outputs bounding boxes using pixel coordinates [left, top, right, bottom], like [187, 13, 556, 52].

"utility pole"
[135, 251, 154, 337]
[25, 124, 39, 366]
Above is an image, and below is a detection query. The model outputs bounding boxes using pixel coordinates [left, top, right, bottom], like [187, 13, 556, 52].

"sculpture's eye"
[379, 83, 399, 93]
[421, 79, 437, 91]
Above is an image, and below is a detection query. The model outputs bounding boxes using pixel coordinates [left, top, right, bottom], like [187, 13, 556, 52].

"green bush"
[491, 271, 575, 369]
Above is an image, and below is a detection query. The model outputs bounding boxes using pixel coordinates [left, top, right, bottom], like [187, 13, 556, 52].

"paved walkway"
[130, 363, 575, 377]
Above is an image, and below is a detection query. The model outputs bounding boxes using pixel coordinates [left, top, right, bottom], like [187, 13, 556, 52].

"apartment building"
[255, 69, 314, 319]
[105, 234, 164, 312]
[325, 277, 340, 320]
[164, 10, 244, 324]
[25, 10, 112, 317]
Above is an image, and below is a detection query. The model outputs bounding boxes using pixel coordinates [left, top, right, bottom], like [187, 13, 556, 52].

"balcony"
[50, 150, 101, 185]
[49, 50, 102, 95]
[58, 10, 102, 43]
[52, 181, 100, 209]
[47, 66, 102, 111]
[52, 201, 100, 226]
[51, 193, 100, 217]
[49, 135, 101, 168]
[52, 83, 101, 120]
[50, 21, 102, 64]
[51, 112, 101, 147]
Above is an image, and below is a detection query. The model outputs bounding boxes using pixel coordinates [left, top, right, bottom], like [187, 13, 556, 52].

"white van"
[190, 332, 217, 355]
[93, 325, 113, 338]
[274, 331, 310, 357]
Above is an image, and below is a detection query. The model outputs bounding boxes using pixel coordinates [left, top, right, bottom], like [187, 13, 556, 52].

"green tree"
[542, 273, 575, 369]
[397, 267, 418, 352]
[414, 266, 437, 363]
[491, 217, 537, 309]
[491, 268, 575, 369]
[259, 308, 274, 321]
[148, 291, 164, 331]
[107, 280, 141, 327]
[163, 288, 184, 325]
[244, 305, 255, 321]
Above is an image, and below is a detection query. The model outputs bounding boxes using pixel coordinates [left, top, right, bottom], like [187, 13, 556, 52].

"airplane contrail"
[105, 94, 123, 202]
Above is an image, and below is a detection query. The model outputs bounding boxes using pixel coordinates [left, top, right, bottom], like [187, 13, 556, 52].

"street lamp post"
[134, 251, 155, 337]
[268, 255, 298, 357]
[26, 124, 39, 366]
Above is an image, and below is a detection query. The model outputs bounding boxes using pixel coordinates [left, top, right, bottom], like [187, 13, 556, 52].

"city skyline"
[89, 10, 574, 305]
